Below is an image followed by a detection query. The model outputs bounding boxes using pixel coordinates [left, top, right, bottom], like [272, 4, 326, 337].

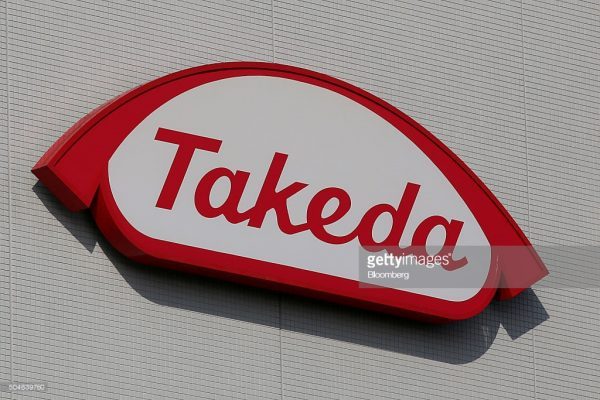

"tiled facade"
[1, 1, 598, 398]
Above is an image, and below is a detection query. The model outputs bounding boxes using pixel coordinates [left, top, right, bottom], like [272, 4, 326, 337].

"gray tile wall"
[1, 1, 598, 399]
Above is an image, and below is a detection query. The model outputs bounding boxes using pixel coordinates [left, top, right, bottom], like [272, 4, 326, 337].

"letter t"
[154, 128, 222, 210]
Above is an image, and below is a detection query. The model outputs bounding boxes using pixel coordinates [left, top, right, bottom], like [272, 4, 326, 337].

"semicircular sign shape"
[32, 62, 547, 322]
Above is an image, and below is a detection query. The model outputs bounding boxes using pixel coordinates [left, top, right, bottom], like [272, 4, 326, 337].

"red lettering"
[155, 128, 222, 209]
[357, 183, 420, 252]
[194, 167, 252, 224]
[153, 130, 468, 271]
[411, 216, 467, 271]
[247, 152, 308, 234]
[306, 187, 357, 244]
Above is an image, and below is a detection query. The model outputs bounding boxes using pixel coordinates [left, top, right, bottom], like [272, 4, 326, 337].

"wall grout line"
[271, 0, 275, 62]
[272, 2, 281, 398]
[278, 295, 284, 400]
[4, 0, 13, 398]
[520, 1, 537, 399]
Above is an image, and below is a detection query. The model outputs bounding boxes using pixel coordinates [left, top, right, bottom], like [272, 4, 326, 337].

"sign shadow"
[34, 182, 549, 365]
[100, 229, 548, 365]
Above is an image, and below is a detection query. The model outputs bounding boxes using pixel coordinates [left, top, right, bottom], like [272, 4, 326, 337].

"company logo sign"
[33, 62, 547, 321]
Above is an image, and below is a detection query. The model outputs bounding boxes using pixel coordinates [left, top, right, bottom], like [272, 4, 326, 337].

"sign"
[33, 62, 547, 321]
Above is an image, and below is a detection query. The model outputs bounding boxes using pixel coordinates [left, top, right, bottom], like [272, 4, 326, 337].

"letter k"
[247, 152, 308, 234]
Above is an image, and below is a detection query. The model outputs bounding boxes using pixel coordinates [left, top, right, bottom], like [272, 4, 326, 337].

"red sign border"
[33, 62, 548, 322]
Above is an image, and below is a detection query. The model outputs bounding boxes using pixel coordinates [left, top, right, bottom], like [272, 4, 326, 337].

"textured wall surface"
[1, 0, 599, 399]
